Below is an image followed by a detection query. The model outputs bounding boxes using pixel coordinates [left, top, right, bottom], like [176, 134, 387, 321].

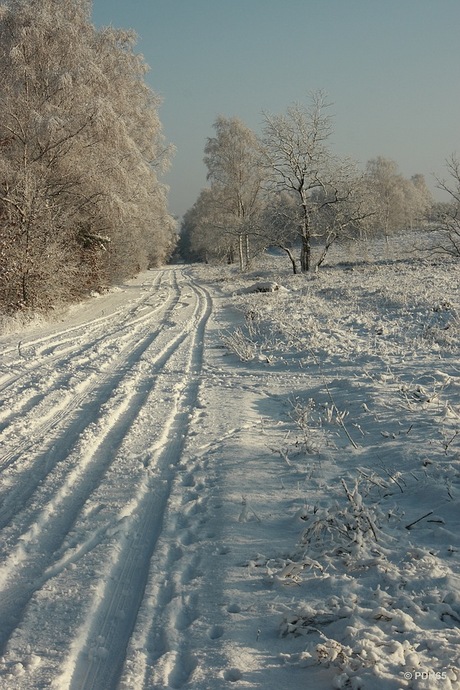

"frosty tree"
[433, 154, 460, 257]
[364, 158, 432, 242]
[179, 188, 238, 265]
[262, 91, 369, 272]
[203, 116, 266, 270]
[0, 0, 175, 313]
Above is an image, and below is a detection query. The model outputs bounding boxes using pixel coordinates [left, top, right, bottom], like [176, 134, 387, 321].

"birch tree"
[364, 157, 408, 242]
[203, 116, 265, 270]
[181, 188, 237, 264]
[262, 92, 337, 272]
[262, 92, 371, 272]
[407, 174, 433, 229]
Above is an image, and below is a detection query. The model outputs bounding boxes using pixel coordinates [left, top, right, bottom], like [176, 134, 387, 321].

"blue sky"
[91, 0, 460, 219]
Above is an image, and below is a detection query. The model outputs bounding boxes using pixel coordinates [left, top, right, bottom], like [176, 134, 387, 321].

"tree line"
[179, 92, 457, 272]
[0, 0, 176, 315]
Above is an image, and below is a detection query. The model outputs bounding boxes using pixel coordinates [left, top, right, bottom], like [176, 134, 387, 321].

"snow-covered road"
[0, 269, 221, 688]
[0, 258, 459, 690]
[0, 267, 315, 689]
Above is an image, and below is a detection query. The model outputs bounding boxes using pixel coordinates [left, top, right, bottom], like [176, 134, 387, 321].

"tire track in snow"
[0, 271, 168, 368]
[0, 269, 179, 432]
[0, 273, 181, 515]
[0, 328, 187, 652]
[0, 315, 159, 473]
[61, 280, 213, 690]
[0, 271, 171, 432]
[0, 274, 208, 658]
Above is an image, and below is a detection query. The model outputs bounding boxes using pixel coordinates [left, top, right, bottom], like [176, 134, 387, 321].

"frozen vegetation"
[0, 236, 458, 689]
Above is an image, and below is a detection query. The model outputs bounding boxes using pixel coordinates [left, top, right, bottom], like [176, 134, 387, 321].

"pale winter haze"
[92, 0, 460, 218]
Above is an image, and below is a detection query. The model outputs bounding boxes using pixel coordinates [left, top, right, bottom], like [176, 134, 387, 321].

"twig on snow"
[378, 457, 404, 493]
[405, 511, 434, 530]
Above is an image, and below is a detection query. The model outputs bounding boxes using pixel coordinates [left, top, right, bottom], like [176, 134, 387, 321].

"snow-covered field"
[0, 241, 459, 689]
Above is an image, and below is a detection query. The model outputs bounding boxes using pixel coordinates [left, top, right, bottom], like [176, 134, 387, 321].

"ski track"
[64, 280, 212, 690]
[0, 269, 215, 688]
[0, 271, 165, 392]
[0, 271, 170, 435]
[0, 272, 180, 546]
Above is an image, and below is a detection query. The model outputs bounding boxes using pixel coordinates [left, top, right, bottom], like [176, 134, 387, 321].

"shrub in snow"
[299, 479, 381, 555]
[220, 327, 256, 361]
[281, 598, 460, 689]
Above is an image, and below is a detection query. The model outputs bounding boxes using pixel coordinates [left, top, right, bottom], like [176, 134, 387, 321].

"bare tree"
[262, 92, 334, 272]
[262, 92, 372, 272]
[260, 191, 301, 273]
[260, 170, 372, 274]
[311, 169, 374, 268]
[433, 154, 460, 257]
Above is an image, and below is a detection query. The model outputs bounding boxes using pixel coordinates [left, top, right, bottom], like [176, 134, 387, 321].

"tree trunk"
[22, 273, 28, 306]
[315, 232, 337, 270]
[300, 204, 311, 272]
[300, 236, 311, 272]
[238, 233, 244, 271]
[245, 233, 250, 267]
[281, 246, 298, 274]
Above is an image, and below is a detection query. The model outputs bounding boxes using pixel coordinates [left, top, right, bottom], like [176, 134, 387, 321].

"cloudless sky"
[91, 0, 460, 220]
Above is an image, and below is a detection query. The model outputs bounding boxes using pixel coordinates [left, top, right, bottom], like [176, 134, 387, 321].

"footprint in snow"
[179, 530, 195, 546]
[182, 473, 195, 487]
[208, 625, 224, 640]
[224, 668, 243, 682]
[226, 603, 241, 614]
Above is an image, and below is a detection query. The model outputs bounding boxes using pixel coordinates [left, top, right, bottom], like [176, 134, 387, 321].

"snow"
[0, 240, 459, 689]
